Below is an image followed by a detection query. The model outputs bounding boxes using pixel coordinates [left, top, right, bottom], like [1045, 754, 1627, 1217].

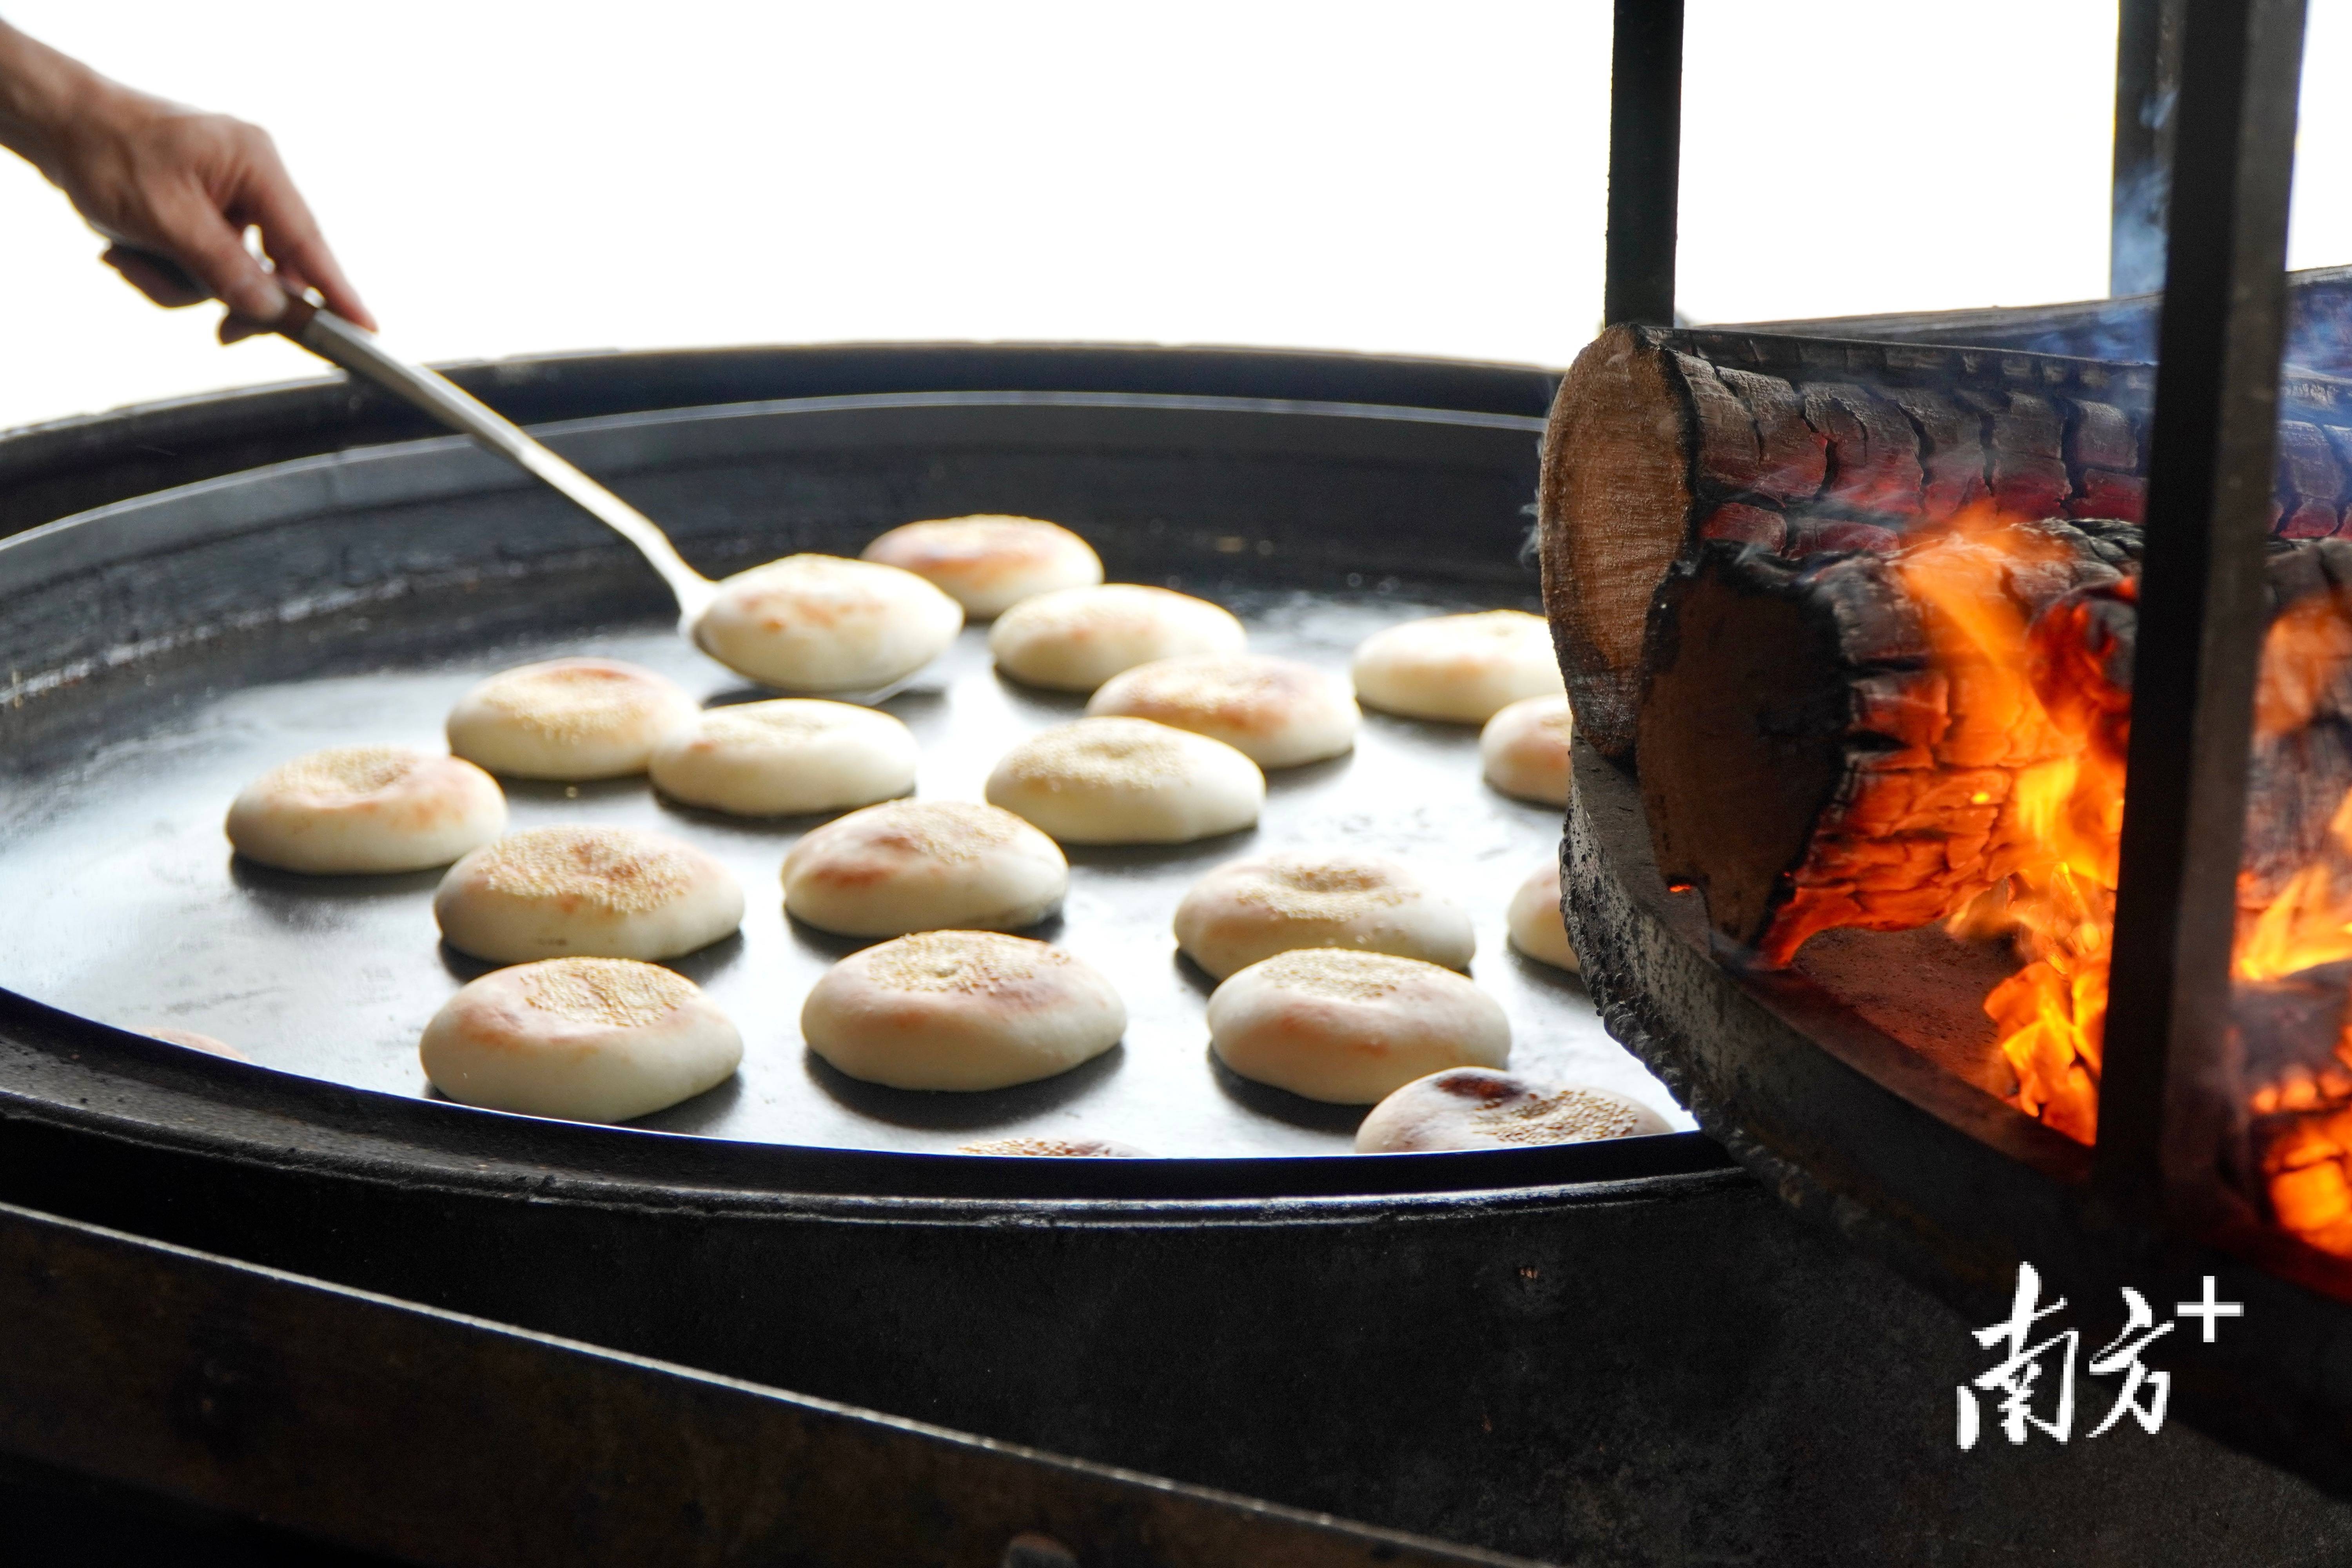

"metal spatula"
[274, 299, 718, 635]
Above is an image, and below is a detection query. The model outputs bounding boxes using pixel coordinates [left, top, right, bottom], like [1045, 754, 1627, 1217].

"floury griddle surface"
[0, 596, 1682, 1158]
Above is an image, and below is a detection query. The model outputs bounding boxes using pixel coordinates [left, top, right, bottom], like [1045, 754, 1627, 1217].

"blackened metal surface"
[0, 1197, 1528, 1568]
[1564, 736, 2352, 1512]
[0, 343, 1561, 541]
[0, 388, 1687, 1174]
[1604, 0, 1682, 327]
[2102, 0, 2309, 1207]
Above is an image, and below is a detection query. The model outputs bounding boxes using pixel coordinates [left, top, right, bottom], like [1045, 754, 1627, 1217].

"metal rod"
[277, 301, 717, 633]
[2097, 0, 2309, 1210]
[2112, 0, 2187, 296]
[1604, 0, 1683, 327]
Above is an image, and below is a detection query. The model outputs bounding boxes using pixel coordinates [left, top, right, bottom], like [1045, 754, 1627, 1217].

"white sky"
[0, 1, 2347, 434]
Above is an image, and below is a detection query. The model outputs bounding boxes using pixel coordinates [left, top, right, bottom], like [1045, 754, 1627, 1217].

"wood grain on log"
[1637, 525, 2352, 971]
[1637, 519, 2140, 966]
[1539, 325, 2352, 758]
[1714, 262, 2352, 379]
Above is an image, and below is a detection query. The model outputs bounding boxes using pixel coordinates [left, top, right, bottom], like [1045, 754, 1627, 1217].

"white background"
[0, 1, 2347, 434]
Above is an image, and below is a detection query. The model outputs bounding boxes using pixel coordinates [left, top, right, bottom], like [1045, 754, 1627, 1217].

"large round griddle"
[0, 384, 1691, 1193]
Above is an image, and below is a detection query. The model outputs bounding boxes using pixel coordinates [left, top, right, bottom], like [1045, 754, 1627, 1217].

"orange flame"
[2236, 592, 2352, 984]
[1896, 521, 2352, 1247]
[1892, 509, 2124, 1145]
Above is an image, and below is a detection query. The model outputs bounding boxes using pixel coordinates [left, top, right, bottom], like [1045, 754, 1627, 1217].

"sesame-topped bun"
[694, 554, 964, 692]
[1085, 654, 1358, 769]
[802, 930, 1125, 1091]
[1354, 1068, 1668, 1153]
[1350, 610, 1564, 724]
[1479, 694, 1575, 805]
[956, 1135, 1153, 1157]
[1172, 849, 1474, 980]
[226, 745, 506, 874]
[860, 515, 1103, 618]
[1507, 861, 1580, 973]
[782, 800, 1067, 937]
[1206, 949, 1508, 1104]
[445, 658, 699, 781]
[433, 825, 744, 963]
[419, 956, 742, 1123]
[649, 700, 918, 817]
[984, 717, 1263, 845]
[989, 584, 1245, 693]
[141, 1026, 249, 1061]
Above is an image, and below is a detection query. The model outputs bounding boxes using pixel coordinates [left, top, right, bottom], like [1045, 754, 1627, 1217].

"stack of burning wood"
[1540, 324, 2352, 1252]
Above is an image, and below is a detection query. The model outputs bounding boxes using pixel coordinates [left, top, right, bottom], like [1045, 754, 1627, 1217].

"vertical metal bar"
[2097, 0, 2308, 1210]
[1604, 0, 1683, 326]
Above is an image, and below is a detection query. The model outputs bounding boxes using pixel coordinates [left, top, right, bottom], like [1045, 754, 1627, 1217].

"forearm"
[0, 20, 115, 181]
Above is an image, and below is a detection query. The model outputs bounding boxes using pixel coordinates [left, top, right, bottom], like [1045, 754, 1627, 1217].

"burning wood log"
[1638, 514, 2352, 1148]
[1635, 516, 2143, 968]
[1639, 521, 2352, 969]
[1538, 324, 2352, 758]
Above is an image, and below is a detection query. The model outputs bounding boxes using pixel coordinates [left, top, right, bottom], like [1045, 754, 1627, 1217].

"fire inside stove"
[1555, 327, 2352, 1265]
[1673, 509, 2352, 1255]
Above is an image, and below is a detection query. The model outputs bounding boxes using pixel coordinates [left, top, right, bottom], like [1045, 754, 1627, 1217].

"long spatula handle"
[276, 299, 715, 629]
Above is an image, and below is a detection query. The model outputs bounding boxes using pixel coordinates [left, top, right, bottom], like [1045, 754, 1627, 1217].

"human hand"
[0, 22, 373, 342]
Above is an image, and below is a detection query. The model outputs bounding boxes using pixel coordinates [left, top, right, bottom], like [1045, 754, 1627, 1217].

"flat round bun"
[227, 745, 506, 874]
[434, 825, 745, 963]
[650, 700, 917, 817]
[956, 1135, 1152, 1157]
[1085, 654, 1357, 769]
[802, 930, 1125, 1091]
[1350, 610, 1565, 724]
[860, 515, 1103, 618]
[142, 1027, 248, 1061]
[1355, 1068, 1669, 1152]
[1479, 695, 1575, 805]
[984, 718, 1263, 845]
[420, 956, 742, 1123]
[783, 800, 1067, 937]
[989, 584, 1245, 692]
[1507, 862, 1579, 973]
[1207, 949, 1508, 1104]
[445, 658, 698, 780]
[1172, 849, 1474, 980]
[695, 554, 964, 692]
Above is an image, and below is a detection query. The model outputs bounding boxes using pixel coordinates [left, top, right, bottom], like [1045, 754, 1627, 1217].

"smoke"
[2111, 84, 2176, 298]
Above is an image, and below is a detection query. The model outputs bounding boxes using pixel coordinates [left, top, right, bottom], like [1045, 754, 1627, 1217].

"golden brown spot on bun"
[1231, 856, 1410, 918]
[873, 517, 1067, 568]
[1105, 658, 1309, 732]
[477, 661, 670, 740]
[269, 745, 421, 799]
[1007, 720, 1188, 788]
[839, 800, 1020, 865]
[476, 827, 696, 914]
[1251, 948, 1421, 1002]
[517, 956, 695, 1028]
[1475, 1086, 1650, 1144]
[864, 931, 1068, 994]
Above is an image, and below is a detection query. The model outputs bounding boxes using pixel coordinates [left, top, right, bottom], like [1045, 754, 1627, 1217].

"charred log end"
[1638, 547, 1847, 955]
[1541, 326, 1695, 759]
